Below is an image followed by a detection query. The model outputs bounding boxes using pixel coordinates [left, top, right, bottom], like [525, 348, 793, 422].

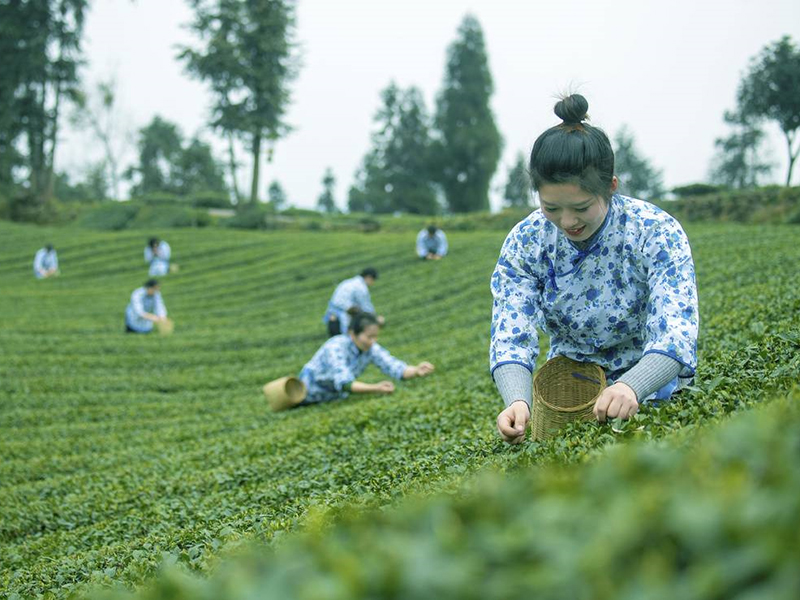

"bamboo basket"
[263, 376, 307, 411]
[155, 318, 174, 336]
[531, 356, 606, 441]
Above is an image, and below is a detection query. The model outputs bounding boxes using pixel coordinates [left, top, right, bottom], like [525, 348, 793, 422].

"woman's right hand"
[497, 400, 531, 444]
[373, 380, 395, 394]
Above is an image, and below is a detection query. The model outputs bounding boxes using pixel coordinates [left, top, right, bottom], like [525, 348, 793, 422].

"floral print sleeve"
[490, 221, 541, 376]
[369, 343, 408, 380]
[640, 219, 699, 375]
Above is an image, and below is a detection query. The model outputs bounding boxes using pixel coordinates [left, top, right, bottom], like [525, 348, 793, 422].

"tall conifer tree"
[433, 15, 502, 213]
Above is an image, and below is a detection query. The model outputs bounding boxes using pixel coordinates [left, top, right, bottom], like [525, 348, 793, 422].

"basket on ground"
[531, 356, 606, 440]
[263, 376, 307, 411]
[156, 318, 174, 336]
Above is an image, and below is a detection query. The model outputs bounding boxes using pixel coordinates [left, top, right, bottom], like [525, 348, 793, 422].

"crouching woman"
[298, 312, 434, 406]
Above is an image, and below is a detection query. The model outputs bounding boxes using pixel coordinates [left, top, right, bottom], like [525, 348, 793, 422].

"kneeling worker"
[323, 267, 385, 336]
[125, 279, 168, 334]
[33, 244, 59, 279]
[298, 312, 434, 406]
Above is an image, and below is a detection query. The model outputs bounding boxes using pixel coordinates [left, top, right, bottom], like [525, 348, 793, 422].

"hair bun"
[554, 94, 589, 125]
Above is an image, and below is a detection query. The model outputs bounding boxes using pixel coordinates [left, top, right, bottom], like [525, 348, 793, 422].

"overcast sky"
[59, 0, 800, 209]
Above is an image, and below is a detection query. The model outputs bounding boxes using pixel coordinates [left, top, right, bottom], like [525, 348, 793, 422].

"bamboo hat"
[263, 376, 307, 411]
[531, 356, 606, 441]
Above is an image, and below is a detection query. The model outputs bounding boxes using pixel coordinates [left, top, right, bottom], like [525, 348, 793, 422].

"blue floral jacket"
[490, 194, 699, 387]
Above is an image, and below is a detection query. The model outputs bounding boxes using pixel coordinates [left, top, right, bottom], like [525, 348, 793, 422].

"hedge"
[90, 385, 800, 600]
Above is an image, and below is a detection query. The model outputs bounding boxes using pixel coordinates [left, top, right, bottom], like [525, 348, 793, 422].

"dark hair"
[426, 225, 438, 235]
[145, 279, 160, 289]
[360, 267, 378, 280]
[349, 312, 380, 334]
[529, 94, 615, 201]
[148, 237, 159, 247]
[45, 243, 54, 251]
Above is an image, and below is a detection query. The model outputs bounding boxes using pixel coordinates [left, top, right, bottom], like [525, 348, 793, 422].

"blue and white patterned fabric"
[33, 248, 58, 278]
[416, 229, 448, 258]
[298, 334, 407, 404]
[125, 287, 167, 333]
[490, 194, 699, 400]
[323, 275, 376, 332]
[144, 241, 171, 276]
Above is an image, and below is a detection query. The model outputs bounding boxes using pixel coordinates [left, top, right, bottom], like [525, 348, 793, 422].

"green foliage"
[130, 206, 212, 229]
[175, 138, 228, 196]
[613, 125, 665, 200]
[0, 0, 89, 201]
[126, 117, 184, 196]
[670, 183, 726, 198]
[737, 35, 800, 185]
[709, 110, 774, 188]
[94, 387, 800, 600]
[78, 202, 140, 230]
[191, 191, 233, 210]
[0, 222, 798, 599]
[349, 83, 439, 215]
[433, 15, 502, 213]
[127, 117, 227, 198]
[179, 0, 299, 203]
[502, 152, 532, 208]
[224, 204, 275, 229]
[267, 180, 288, 210]
[653, 186, 800, 223]
[317, 167, 338, 214]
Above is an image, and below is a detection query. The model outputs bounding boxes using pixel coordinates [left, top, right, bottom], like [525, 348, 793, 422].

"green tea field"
[1, 221, 799, 598]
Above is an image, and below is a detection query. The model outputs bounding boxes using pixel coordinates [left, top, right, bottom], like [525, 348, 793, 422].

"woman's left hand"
[593, 382, 638, 422]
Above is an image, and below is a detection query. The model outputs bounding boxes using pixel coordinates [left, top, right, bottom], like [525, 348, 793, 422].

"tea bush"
[654, 186, 800, 224]
[0, 221, 798, 598]
[93, 388, 800, 600]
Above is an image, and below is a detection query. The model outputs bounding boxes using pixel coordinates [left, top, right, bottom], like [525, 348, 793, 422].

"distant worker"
[323, 267, 385, 336]
[125, 279, 168, 334]
[33, 244, 59, 279]
[416, 225, 448, 260]
[145, 237, 171, 276]
[298, 312, 434, 406]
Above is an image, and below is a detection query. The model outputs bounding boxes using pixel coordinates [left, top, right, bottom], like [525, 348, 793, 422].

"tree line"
[0, 1, 798, 220]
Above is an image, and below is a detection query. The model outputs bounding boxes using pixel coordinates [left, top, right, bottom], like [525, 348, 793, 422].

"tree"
[348, 150, 392, 214]
[737, 36, 800, 186]
[126, 116, 183, 196]
[0, 2, 26, 191]
[53, 163, 108, 202]
[125, 116, 227, 197]
[71, 79, 129, 200]
[267, 180, 287, 210]
[173, 137, 227, 196]
[709, 110, 773, 189]
[502, 152, 532, 208]
[348, 83, 438, 214]
[433, 15, 502, 213]
[180, 0, 299, 204]
[613, 126, 665, 200]
[317, 168, 337, 213]
[0, 0, 89, 204]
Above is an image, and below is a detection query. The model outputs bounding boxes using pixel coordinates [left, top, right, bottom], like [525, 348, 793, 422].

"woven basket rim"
[533, 356, 606, 413]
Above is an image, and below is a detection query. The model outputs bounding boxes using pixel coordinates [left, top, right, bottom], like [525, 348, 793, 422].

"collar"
[346, 336, 365, 356]
[567, 195, 616, 254]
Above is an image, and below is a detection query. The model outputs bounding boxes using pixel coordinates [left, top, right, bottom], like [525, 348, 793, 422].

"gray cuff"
[616, 353, 683, 402]
[493, 364, 532, 409]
